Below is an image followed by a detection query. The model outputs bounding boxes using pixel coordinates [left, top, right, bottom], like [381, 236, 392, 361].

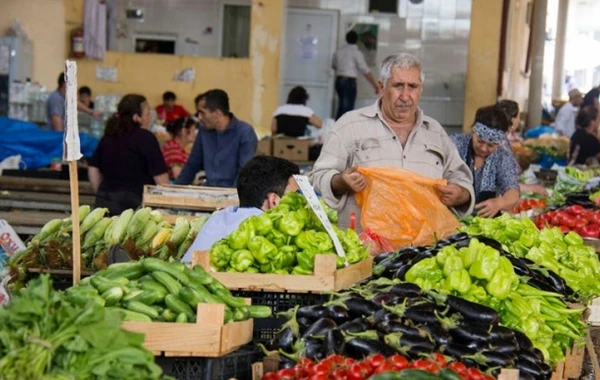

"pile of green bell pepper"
[463, 214, 600, 299]
[209, 192, 367, 275]
[403, 238, 585, 365]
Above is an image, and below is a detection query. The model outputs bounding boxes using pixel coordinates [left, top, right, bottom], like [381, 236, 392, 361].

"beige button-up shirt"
[310, 101, 475, 231]
[332, 45, 370, 78]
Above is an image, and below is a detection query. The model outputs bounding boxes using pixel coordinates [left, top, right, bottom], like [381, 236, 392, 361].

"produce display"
[67, 258, 272, 324]
[263, 278, 553, 379]
[261, 353, 494, 380]
[532, 205, 600, 236]
[9, 206, 207, 284]
[209, 192, 367, 274]
[465, 214, 600, 299]
[510, 198, 547, 214]
[0, 275, 167, 379]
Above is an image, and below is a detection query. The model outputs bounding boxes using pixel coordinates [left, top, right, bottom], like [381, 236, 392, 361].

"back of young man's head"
[237, 156, 300, 210]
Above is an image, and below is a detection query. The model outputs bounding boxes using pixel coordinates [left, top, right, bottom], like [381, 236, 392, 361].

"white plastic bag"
[0, 154, 24, 175]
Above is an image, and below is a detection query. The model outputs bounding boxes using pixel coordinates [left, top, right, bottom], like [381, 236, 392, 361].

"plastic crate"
[231, 290, 330, 341]
[155, 344, 261, 380]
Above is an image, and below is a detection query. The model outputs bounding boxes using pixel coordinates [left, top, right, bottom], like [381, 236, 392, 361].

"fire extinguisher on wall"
[71, 27, 84, 58]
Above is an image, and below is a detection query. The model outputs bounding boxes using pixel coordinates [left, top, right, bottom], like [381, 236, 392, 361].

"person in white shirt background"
[555, 89, 584, 137]
[331, 31, 380, 120]
[181, 156, 300, 262]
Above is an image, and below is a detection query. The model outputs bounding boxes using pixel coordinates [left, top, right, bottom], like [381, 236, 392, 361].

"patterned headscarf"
[473, 122, 506, 144]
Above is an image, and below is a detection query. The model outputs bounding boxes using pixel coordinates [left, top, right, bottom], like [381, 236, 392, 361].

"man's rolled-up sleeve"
[441, 134, 475, 215]
[309, 131, 350, 210]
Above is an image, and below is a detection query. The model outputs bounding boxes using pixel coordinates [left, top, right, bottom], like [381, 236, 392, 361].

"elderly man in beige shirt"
[311, 53, 475, 232]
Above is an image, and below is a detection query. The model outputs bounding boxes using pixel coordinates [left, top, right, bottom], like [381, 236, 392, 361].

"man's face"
[79, 93, 91, 106]
[573, 94, 583, 107]
[379, 67, 422, 123]
[164, 99, 175, 110]
[198, 105, 219, 130]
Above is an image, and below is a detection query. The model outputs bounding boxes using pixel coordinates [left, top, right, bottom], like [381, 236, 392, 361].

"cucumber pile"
[66, 258, 272, 324]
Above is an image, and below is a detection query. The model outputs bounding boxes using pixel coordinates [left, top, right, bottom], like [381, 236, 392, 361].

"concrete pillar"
[552, 0, 569, 99]
[527, 0, 548, 127]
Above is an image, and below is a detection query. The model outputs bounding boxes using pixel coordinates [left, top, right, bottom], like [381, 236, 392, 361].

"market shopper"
[175, 89, 258, 187]
[78, 86, 95, 110]
[311, 53, 474, 231]
[332, 31, 380, 119]
[582, 86, 599, 110]
[181, 156, 299, 261]
[156, 91, 190, 123]
[88, 94, 169, 215]
[46, 73, 99, 131]
[451, 104, 520, 218]
[162, 117, 197, 181]
[271, 86, 323, 137]
[555, 89, 584, 137]
[568, 106, 600, 166]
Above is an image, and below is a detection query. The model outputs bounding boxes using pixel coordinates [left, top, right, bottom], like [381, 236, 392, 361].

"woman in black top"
[271, 86, 323, 137]
[88, 94, 169, 215]
[569, 106, 600, 166]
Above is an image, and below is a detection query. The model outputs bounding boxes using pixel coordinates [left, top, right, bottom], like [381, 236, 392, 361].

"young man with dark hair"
[181, 156, 300, 261]
[46, 73, 99, 131]
[175, 89, 258, 187]
[78, 86, 94, 109]
[156, 90, 190, 123]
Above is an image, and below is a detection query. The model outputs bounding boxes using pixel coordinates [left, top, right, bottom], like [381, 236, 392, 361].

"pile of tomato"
[533, 204, 600, 238]
[261, 354, 494, 380]
[511, 199, 547, 214]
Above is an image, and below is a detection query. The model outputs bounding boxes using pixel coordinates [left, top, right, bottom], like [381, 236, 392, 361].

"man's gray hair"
[379, 53, 424, 87]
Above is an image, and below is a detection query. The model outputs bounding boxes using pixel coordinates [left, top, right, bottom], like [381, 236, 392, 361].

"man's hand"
[437, 183, 470, 207]
[475, 198, 503, 218]
[342, 166, 366, 193]
[331, 166, 366, 197]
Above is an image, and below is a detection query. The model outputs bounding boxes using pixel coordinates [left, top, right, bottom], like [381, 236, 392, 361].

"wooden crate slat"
[193, 251, 372, 293]
[143, 185, 238, 211]
[0, 176, 94, 195]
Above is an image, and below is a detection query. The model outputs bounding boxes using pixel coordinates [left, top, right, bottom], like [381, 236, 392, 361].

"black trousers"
[94, 190, 142, 216]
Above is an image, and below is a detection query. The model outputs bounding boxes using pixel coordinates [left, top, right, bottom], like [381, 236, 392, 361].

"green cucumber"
[247, 305, 272, 319]
[142, 258, 190, 285]
[188, 265, 214, 285]
[91, 276, 127, 293]
[101, 287, 124, 306]
[162, 309, 177, 322]
[102, 262, 145, 280]
[175, 313, 188, 323]
[139, 279, 168, 294]
[165, 294, 195, 321]
[233, 307, 250, 321]
[127, 290, 165, 305]
[123, 290, 144, 302]
[126, 301, 159, 319]
[115, 308, 153, 322]
[151, 271, 182, 295]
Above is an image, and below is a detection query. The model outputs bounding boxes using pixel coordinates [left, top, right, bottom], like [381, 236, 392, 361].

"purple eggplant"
[445, 294, 499, 325]
[269, 326, 295, 352]
[302, 318, 337, 339]
[297, 304, 327, 320]
[339, 317, 371, 333]
[326, 305, 349, 323]
[389, 283, 422, 298]
[324, 329, 345, 356]
[344, 337, 396, 359]
[420, 323, 452, 346]
[342, 297, 381, 318]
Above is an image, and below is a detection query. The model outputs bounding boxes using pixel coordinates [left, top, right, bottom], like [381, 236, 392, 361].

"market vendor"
[46, 73, 100, 131]
[569, 106, 600, 165]
[175, 89, 258, 187]
[88, 94, 170, 215]
[162, 117, 197, 181]
[310, 53, 474, 231]
[155, 91, 190, 123]
[451, 104, 520, 218]
[181, 156, 299, 261]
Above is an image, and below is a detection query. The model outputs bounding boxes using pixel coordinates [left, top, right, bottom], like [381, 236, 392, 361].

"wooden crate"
[583, 238, 600, 253]
[143, 185, 238, 212]
[122, 302, 253, 357]
[193, 251, 373, 293]
[549, 340, 586, 379]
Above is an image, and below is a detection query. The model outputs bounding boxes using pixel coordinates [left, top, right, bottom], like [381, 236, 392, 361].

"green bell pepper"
[405, 258, 443, 283]
[443, 256, 464, 277]
[465, 284, 487, 302]
[485, 269, 512, 300]
[230, 250, 254, 272]
[260, 262, 275, 273]
[279, 192, 306, 210]
[228, 218, 255, 250]
[564, 231, 583, 246]
[297, 250, 316, 271]
[209, 239, 234, 270]
[277, 211, 305, 236]
[266, 229, 287, 247]
[445, 268, 471, 294]
[247, 236, 278, 265]
[246, 267, 259, 273]
[469, 247, 499, 280]
[292, 266, 312, 275]
[459, 246, 477, 269]
[253, 213, 273, 236]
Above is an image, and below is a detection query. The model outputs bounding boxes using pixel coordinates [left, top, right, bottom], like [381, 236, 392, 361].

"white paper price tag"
[293, 175, 346, 259]
[63, 60, 82, 162]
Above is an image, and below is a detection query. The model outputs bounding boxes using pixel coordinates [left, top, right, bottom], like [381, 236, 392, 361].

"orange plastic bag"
[355, 167, 461, 249]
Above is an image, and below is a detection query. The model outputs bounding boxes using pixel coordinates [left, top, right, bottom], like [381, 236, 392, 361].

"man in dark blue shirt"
[175, 89, 258, 187]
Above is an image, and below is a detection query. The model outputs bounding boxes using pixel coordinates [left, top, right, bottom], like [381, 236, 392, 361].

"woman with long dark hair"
[271, 86, 323, 137]
[88, 94, 169, 215]
[569, 106, 600, 166]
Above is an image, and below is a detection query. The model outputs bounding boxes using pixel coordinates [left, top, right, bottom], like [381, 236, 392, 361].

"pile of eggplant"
[373, 233, 575, 301]
[263, 279, 552, 380]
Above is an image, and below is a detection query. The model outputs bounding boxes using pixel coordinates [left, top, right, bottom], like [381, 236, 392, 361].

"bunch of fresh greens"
[0, 275, 167, 380]
[210, 192, 368, 274]
[463, 214, 600, 299]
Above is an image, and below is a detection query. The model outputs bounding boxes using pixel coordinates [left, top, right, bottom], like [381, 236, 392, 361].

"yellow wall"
[0, 0, 66, 88]
[63, 0, 282, 136]
[463, 0, 504, 131]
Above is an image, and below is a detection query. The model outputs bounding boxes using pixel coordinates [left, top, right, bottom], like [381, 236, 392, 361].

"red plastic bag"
[359, 228, 395, 256]
[355, 167, 461, 249]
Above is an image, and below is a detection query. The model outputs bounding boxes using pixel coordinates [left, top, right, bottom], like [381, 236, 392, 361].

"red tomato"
[558, 225, 570, 233]
[347, 363, 370, 380]
[374, 362, 395, 374]
[309, 375, 328, 380]
[325, 355, 344, 367]
[344, 358, 356, 367]
[330, 368, 347, 380]
[582, 210, 595, 222]
[573, 220, 588, 232]
[431, 353, 447, 368]
[367, 354, 386, 369]
[447, 362, 467, 375]
[592, 213, 600, 226]
[466, 368, 485, 380]
[310, 362, 331, 376]
[262, 372, 280, 380]
[567, 205, 585, 215]
[298, 358, 314, 368]
[277, 368, 296, 380]
[551, 214, 563, 226]
[580, 224, 600, 238]
[412, 359, 438, 374]
[388, 355, 409, 370]
[561, 214, 577, 228]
